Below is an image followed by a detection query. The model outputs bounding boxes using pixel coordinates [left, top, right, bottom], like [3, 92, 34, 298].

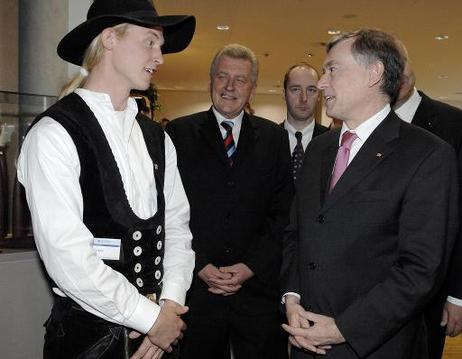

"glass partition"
[0, 91, 57, 250]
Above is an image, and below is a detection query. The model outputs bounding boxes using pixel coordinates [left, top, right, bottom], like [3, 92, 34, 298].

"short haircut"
[326, 29, 405, 105]
[209, 44, 259, 85]
[283, 62, 320, 90]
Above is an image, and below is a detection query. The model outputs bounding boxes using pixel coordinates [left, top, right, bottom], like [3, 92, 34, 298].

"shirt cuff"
[447, 296, 462, 307]
[160, 281, 188, 306]
[125, 295, 160, 334]
[281, 292, 301, 304]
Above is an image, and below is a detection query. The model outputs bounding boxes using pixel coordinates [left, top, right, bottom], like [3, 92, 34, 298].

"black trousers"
[179, 307, 288, 359]
[44, 296, 179, 359]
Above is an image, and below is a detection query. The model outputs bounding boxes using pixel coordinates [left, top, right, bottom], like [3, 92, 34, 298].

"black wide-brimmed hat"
[57, 0, 196, 66]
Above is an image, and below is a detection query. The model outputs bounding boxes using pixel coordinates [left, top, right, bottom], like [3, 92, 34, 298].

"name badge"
[93, 238, 121, 261]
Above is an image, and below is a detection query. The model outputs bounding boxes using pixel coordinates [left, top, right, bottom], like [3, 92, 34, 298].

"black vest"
[33, 93, 166, 298]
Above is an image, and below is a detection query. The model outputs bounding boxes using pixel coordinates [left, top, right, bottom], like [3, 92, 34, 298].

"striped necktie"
[221, 121, 236, 166]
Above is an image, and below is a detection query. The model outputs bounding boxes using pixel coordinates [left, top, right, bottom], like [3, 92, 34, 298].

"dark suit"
[166, 108, 293, 359]
[409, 91, 462, 358]
[282, 112, 459, 358]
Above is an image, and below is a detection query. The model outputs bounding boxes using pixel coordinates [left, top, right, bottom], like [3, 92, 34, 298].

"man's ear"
[368, 61, 384, 88]
[101, 28, 116, 50]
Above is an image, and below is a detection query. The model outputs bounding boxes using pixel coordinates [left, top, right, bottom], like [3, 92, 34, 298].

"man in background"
[167, 44, 292, 359]
[394, 54, 462, 359]
[281, 63, 328, 180]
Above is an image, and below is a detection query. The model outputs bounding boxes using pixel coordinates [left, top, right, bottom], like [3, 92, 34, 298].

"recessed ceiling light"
[216, 24, 230, 31]
[435, 34, 449, 40]
[307, 53, 314, 57]
[327, 29, 341, 35]
[438, 75, 449, 80]
[268, 89, 277, 93]
[439, 96, 449, 100]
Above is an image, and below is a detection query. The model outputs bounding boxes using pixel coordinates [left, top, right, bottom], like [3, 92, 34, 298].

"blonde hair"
[59, 23, 129, 98]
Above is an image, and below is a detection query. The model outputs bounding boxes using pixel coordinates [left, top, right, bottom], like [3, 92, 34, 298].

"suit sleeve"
[336, 143, 459, 357]
[243, 130, 294, 284]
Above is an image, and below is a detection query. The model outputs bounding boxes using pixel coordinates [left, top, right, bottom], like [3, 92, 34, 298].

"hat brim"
[57, 12, 195, 66]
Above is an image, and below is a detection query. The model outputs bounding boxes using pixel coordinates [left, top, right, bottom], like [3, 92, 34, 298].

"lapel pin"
[154, 163, 158, 170]
[376, 153, 382, 157]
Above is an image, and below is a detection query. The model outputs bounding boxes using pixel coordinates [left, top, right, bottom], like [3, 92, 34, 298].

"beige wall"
[0, 0, 18, 91]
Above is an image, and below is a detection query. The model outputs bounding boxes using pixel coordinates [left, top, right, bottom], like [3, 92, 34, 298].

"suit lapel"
[321, 112, 401, 212]
[320, 131, 339, 205]
[412, 91, 437, 132]
[199, 108, 229, 166]
[233, 112, 257, 169]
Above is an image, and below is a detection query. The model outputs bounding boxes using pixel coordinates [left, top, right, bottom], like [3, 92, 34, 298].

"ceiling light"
[268, 89, 277, 93]
[438, 75, 449, 80]
[307, 53, 314, 57]
[327, 29, 341, 35]
[216, 24, 230, 31]
[434, 34, 449, 40]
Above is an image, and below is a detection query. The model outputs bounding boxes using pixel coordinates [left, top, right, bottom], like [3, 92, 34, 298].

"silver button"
[156, 225, 162, 235]
[136, 278, 144, 287]
[132, 231, 142, 241]
[154, 256, 161, 265]
[133, 246, 142, 256]
[156, 241, 162, 250]
[155, 270, 162, 280]
[134, 263, 142, 273]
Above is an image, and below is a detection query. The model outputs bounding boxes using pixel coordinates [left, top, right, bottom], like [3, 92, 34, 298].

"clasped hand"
[283, 301, 345, 355]
[129, 299, 188, 359]
[198, 263, 254, 296]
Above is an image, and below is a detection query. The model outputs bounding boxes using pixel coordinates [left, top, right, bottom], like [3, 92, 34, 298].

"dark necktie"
[329, 130, 358, 191]
[221, 121, 236, 166]
[292, 131, 304, 180]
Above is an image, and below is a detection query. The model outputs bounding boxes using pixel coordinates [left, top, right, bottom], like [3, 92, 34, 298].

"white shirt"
[284, 119, 315, 153]
[340, 104, 391, 164]
[17, 88, 195, 334]
[212, 107, 243, 145]
[394, 87, 422, 124]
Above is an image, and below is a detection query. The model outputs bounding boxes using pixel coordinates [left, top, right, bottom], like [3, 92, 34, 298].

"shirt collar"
[394, 87, 422, 123]
[212, 106, 244, 124]
[340, 104, 391, 145]
[284, 119, 315, 137]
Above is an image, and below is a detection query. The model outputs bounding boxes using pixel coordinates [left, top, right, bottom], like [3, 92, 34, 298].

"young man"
[17, 1, 195, 358]
[166, 44, 293, 359]
[281, 63, 328, 180]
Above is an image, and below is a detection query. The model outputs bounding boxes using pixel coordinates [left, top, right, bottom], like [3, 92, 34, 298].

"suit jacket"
[412, 91, 462, 299]
[282, 112, 459, 358]
[167, 108, 293, 316]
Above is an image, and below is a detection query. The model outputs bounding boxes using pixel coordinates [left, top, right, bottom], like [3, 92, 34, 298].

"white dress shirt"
[394, 87, 422, 124]
[284, 119, 315, 153]
[17, 88, 194, 334]
[212, 106, 243, 145]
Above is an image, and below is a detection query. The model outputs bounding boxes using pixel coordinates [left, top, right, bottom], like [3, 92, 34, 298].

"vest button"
[156, 241, 163, 250]
[134, 263, 142, 273]
[154, 256, 161, 265]
[308, 262, 317, 270]
[132, 231, 142, 241]
[317, 215, 325, 223]
[136, 278, 144, 287]
[156, 225, 162, 235]
[133, 246, 142, 256]
[155, 270, 162, 280]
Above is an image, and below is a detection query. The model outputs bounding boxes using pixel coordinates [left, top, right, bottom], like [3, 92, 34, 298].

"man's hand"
[146, 299, 188, 352]
[282, 311, 343, 355]
[218, 263, 254, 286]
[441, 301, 462, 337]
[129, 333, 164, 359]
[198, 263, 241, 295]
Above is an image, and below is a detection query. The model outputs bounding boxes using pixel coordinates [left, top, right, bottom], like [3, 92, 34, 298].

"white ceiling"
[154, 0, 462, 104]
